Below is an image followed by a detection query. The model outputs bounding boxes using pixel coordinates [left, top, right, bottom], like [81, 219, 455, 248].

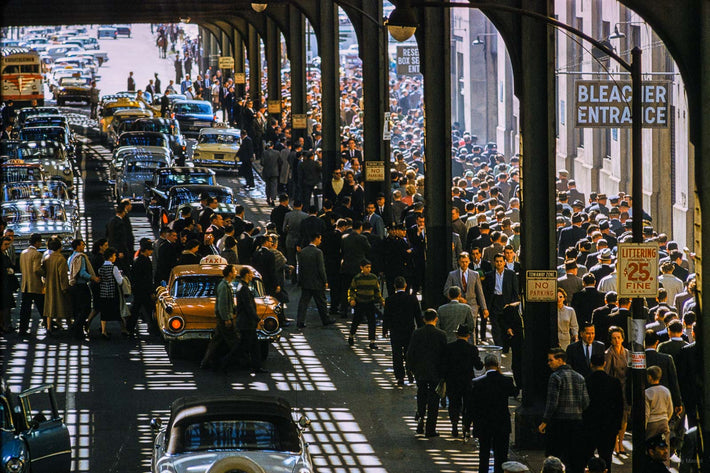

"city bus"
[1, 47, 44, 106]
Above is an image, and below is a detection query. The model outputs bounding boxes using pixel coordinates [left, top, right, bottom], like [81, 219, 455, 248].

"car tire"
[259, 341, 269, 360]
[167, 340, 182, 359]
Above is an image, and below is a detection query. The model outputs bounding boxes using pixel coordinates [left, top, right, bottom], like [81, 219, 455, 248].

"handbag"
[435, 379, 447, 399]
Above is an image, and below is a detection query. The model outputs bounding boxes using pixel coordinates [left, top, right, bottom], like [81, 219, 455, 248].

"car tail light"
[171, 113, 175, 119]
[162, 213, 169, 225]
[262, 316, 279, 333]
[168, 316, 184, 332]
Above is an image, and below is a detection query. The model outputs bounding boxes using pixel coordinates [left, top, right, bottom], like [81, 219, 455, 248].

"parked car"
[52, 74, 93, 105]
[113, 150, 171, 204]
[2, 180, 77, 220]
[0, 160, 45, 184]
[114, 25, 132, 37]
[99, 98, 146, 140]
[14, 107, 60, 128]
[170, 100, 215, 138]
[16, 126, 75, 159]
[114, 131, 170, 157]
[97, 26, 117, 39]
[144, 166, 216, 225]
[107, 109, 155, 149]
[154, 257, 283, 358]
[21, 115, 74, 143]
[150, 394, 312, 473]
[0, 198, 78, 254]
[160, 184, 236, 226]
[192, 126, 242, 169]
[15, 141, 74, 188]
[0, 379, 72, 473]
[130, 117, 187, 163]
[111, 146, 171, 182]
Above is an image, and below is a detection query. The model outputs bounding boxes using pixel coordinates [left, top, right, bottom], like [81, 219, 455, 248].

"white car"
[151, 395, 314, 473]
[191, 126, 242, 169]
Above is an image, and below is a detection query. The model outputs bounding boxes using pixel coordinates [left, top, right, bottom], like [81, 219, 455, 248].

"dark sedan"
[144, 166, 216, 226]
[130, 117, 187, 164]
[170, 100, 215, 139]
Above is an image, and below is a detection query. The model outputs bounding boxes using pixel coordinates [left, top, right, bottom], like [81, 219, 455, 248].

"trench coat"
[42, 251, 71, 319]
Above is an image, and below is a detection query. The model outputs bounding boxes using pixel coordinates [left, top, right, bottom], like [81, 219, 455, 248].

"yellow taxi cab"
[155, 255, 283, 359]
[191, 124, 242, 169]
[99, 97, 145, 139]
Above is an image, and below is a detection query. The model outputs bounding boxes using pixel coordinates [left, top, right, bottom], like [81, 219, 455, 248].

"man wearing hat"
[558, 213, 586, 258]
[261, 140, 280, 206]
[556, 169, 569, 192]
[645, 434, 672, 472]
[468, 354, 518, 473]
[566, 179, 585, 205]
[590, 249, 615, 283]
[599, 220, 618, 249]
[126, 238, 155, 338]
[442, 323, 482, 438]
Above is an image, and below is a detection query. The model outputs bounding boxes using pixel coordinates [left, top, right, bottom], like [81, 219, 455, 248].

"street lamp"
[470, 32, 497, 46]
[384, 4, 417, 42]
[251, 2, 268, 12]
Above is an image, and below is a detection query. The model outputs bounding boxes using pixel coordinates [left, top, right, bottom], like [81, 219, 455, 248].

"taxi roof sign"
[200, 255, 227, 265]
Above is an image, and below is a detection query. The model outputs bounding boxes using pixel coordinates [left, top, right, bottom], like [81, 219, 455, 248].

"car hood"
[175, 113, 213, 121]
[156, 451, 302, 473]
[194, 143, 239, 153]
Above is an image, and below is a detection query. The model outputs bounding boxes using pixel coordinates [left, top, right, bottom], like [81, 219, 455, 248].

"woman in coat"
[556, 288, 579, 350]
[42, 237, 71, 333]
[85, 238, 108, 330]
[605, 325, 631, 455]
[95, 247, 124, 339]
[0, 236, 19, 333]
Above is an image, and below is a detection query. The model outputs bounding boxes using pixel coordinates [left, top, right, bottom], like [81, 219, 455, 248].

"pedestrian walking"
[296, 234, 336, 328]
[645, 366, 673, 459]
[556, 288, 579, 349]
[95, 248, 124, 339]
[200, 264, 240, 370]
[126, 238, 155, 337]
[89, 81, 99, 119]
[583, 353, 623, 472]
[234, 267, 267, 374]
[42, 238, 72, 333]
[18, 233, 44, 337]
[604, 326, 631, 455]
[443, 324, 482, 438]
[538, 348, 590, 473]
[444, 251, 488, 342]
[238, 132, 255, 189]
[406, 309, 448, 437]
[382, 276, 422, 386]
[468, 354, 518, 473]
[483, 253, 519, 348]
[437, 286, 475, 343]
[347, 259, 384, 350]
[154, 73, 162, 94]
[261, 141, 280, 206]
[127, 71, 136, 91]
[566, 322, 606, 378]
[174, 52, 183, 84]
[0, 236, 19, 334]
[68, 238, 99, 340]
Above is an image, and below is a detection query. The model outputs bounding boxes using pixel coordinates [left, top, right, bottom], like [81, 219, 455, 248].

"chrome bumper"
[162, 328, 283, 342]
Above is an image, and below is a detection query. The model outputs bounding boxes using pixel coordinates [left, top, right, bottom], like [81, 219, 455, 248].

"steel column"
[319, 0, 340, 187]
[289, 5, 306, 144]
[419, 2, 452, 310]
[266, 18, 282, 121]
[233, 28, 246, 98]
[248, 24, 261, 103]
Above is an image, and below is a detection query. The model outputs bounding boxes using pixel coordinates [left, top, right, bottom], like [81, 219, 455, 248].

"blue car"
[170, 100, 215, 139]
[1, 379, 71, 473]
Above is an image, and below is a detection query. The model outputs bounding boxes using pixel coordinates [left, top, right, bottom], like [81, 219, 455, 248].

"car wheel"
[259, 341, 269, 360]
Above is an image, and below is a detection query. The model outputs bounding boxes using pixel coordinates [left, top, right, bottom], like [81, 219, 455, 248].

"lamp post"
[389, 2, 646, 468]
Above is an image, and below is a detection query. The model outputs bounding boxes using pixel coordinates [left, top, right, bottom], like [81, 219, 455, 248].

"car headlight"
[262, 316, 279, 333]
[5, 457, 25, 473]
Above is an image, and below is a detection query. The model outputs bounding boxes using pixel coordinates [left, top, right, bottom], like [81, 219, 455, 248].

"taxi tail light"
[162, 213, 169, 225]
[262, 316, 279, 333]
[167, 315, 184, 332]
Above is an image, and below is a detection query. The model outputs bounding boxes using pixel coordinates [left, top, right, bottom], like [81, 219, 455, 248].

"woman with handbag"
[95, 247, 124, 339]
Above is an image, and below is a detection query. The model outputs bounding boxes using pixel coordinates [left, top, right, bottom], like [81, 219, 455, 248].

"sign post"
[396, 46, 420, 76]
[616, 242, 659, 298]
[525, 270, 557, 302]
[365, 161, 386, 182]
[292, 113, 307, 129]
[574, 80, 669, 128]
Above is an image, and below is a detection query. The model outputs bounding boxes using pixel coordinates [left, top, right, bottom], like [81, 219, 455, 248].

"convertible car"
[150, 394, 313, 473]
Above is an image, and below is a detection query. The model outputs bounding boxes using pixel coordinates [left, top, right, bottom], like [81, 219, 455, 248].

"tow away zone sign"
[526, 270, 557, 302]
[617, 243, 659, 297]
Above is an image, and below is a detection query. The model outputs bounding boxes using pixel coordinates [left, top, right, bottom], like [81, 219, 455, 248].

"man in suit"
[339, 221, 371, 314]
[437, 286, 476, 343]
[374, 193, 394, 228]
[363, 202, 385, 239]
[407, 309, 448, 437]
[557, 213, 586, 257]
[18, 233, 45, 336]
[383, 277, 423, 386]
[468, 246, 492, 277]
[571, 273, 605, 325]
[443, 251, 488, 342]
[657, 320, 687, 360]
[482, 231, 505, 264]
[296, 234, 336, 328]
[282, 200, 308, 267]
[443, 324, 483, 438]
[261, 141, 280, 206]
[566, 323, 606, 378]
[584, 353, 623, 472]
[484, 253, 520, 348]
[557, 261, 584, 305]
[676, 326, 699, 427]
[591, 291, 618, 345]
[298, 150, 322, 208]
[342, 137, 362, 162]
[321, 219, 345, 314]
[468, 354, 518, 473]
[645, 330, 683, 412]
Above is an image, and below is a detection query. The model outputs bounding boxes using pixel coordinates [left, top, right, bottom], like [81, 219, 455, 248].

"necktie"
[586, 345, 591, 365]
[461, 272, 467, 293]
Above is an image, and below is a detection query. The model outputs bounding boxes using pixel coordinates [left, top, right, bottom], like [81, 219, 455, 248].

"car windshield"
[199, 133, 239, 145]
[171, 188, 233, 206]
[133, 121, 176, 135]
[1, 166, 43, 183]
[171, 275, 263, 298]
[18, 108, 59, 122]
[118, 135, 166, 148]
[3, 181, 70, 201]
[174, 102, 212, 115]
[58, 76, 91, 87]
[181, 420, 286, 452]
[157, 172, 214, 188]
[125, 161, 167, 173]
[24, 117, 67, 127]
[17, 141, 64, 160]
[18, 128, 66, 144]
[1, 201, 67, 224]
